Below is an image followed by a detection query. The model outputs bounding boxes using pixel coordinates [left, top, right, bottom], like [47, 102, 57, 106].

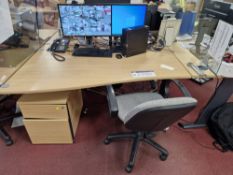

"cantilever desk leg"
[179, 78, 233, 129]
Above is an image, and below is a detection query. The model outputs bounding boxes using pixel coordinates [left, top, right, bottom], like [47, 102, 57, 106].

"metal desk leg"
[179, 78, 233, 129]
[0, 127, 14, 146]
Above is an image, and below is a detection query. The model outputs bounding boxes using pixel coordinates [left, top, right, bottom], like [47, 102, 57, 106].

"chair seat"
[116, 92, 163, 122]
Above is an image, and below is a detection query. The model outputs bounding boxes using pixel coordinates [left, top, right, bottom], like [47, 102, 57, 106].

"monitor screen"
[112, 5, 147, 36]
[58, 5, 112, 36]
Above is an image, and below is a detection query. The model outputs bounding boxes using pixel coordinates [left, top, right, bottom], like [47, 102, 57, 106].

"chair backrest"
[124, 97, 197, 131]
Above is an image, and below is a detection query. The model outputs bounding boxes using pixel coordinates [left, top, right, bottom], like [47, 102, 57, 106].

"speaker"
[121, 26, 149, 57]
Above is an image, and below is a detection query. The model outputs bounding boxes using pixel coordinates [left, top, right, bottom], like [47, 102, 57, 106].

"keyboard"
[72, 48, 112, 58]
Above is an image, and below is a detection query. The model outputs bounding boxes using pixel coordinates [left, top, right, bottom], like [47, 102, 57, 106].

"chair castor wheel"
[125, 165, 133, 173]
[104, 138, 111, 145]
[159, 153, 168, 161]
[6, 139, 14, 146]
[82, 107, 88, 115]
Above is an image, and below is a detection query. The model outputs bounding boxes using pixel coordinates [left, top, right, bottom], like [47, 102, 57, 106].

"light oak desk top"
[0, 37, 215, 95]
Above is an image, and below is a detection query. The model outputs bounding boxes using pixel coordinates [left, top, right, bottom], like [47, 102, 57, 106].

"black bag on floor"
[207, 102, 233, 152]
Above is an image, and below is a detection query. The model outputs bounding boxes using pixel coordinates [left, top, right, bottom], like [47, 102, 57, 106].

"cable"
[212, 70, 220, 90]
[172, 125, 216, 150]
[51, 52, 66, 62]
[179, 118, 192, 123]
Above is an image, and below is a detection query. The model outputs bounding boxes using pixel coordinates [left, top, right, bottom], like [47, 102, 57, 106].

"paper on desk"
[0, 0, 14, 44]
[218, 62, 233, 78]
[208, 20, 233, 62]
[131, 71, 156, 78]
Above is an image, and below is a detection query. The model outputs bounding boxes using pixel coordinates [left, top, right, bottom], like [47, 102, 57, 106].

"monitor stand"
[79, 36, 113, 48]
[111, 36, 123, 53]
[86, 36, 93, 46]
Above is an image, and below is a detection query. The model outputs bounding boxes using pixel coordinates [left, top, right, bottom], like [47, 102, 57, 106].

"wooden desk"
[0, 34, 216, 95]
[0, 46, 191, 94]
[0, 35, 217, 144]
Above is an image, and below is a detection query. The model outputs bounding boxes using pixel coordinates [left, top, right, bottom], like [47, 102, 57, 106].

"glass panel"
[0, 0, 59, 68]
[188, 15, 221, 74]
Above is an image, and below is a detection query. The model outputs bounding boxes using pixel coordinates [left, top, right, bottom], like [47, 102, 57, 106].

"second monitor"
[112, 5, 147, 36]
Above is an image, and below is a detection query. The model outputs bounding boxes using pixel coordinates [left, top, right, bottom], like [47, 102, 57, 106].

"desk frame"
[179, 78, 233, 129]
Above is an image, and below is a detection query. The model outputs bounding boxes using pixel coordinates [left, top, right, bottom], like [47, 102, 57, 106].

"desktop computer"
[57, 4, 147, 57]
[121, 26, 149, 57]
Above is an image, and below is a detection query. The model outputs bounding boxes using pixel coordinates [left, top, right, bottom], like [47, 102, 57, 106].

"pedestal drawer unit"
[18, 90, 83, 144]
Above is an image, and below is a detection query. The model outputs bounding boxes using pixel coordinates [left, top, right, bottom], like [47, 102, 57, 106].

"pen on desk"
[133, 70, 154, 73]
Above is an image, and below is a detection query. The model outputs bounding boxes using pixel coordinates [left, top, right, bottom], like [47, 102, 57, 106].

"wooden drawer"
[23, 118, 73, 144]
[19, 104, 68, 119]
[18, 90, 83, 144]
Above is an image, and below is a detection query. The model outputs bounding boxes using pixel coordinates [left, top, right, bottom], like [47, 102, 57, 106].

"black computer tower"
[145, 4, 158, 30]
[121, 26, 149, 57]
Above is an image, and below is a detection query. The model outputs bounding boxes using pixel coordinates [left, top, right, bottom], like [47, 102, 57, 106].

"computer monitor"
[112, 5, 147, 36]
[84, 0, 130, 4]
[58, 5, 112, 36]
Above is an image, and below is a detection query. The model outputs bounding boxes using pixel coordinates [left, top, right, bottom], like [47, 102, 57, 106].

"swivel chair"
[104, 80, 197, 173]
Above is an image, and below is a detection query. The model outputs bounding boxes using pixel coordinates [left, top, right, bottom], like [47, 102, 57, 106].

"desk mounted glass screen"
[112, 5, 147, 36]
[58, 5, 112, 36]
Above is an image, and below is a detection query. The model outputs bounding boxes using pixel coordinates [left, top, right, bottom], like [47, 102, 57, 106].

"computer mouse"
[116, 54, 123, 59]
[74, 43, 79, 49]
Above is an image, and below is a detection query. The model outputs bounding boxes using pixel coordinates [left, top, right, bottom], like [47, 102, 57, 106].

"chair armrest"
[172, 80, 192, 97]
[159, 80, 191, 98]
[106, 85, 118, 117]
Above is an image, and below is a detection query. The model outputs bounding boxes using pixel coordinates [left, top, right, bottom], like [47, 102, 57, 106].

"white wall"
[0, 0, 14, 44]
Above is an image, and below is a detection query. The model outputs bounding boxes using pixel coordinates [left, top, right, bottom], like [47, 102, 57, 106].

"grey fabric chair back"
[125, 97, 197, 131]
